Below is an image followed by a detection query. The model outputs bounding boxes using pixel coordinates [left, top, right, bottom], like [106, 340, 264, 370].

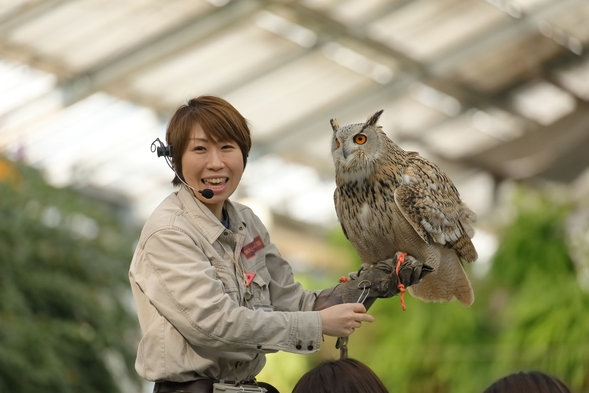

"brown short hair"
[165, 96, 251, 186]
[483, 371, 573, 393]
[292, 358, 389, 393]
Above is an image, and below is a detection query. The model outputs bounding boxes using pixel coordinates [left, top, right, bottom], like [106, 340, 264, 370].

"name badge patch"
[241, 235, 265, 259]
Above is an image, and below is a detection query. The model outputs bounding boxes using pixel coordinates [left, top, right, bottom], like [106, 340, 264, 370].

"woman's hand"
[319, 303, 375, 337]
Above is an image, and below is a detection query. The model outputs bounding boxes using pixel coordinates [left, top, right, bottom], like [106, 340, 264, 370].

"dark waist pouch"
[154, 379, 213, 393]
[154, 379, 279, 393]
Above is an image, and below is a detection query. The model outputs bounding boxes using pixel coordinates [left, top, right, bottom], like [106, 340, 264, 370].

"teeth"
[205, 178, 226, 184]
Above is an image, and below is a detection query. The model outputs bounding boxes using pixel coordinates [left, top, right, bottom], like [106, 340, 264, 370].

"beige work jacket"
[129, 186, 323, 383]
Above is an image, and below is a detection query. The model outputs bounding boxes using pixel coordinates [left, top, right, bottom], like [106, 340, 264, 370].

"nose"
[207, 148, 225, 169]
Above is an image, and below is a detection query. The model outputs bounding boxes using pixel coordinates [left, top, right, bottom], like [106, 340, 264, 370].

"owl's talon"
[356, 265, 364, 277]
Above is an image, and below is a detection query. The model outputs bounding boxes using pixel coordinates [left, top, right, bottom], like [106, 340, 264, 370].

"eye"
[354, 134, 367, 145]
[335, 139, 340, 148]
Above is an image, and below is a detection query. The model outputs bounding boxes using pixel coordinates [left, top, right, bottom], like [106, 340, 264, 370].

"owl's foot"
[395, 252, 408, 311]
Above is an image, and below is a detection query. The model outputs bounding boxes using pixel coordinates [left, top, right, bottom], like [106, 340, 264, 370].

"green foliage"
[489, 187, 576, 287]
[300, 183, 589, 393]
[0, 158, 141, 393]
[482, 186, 589, 391]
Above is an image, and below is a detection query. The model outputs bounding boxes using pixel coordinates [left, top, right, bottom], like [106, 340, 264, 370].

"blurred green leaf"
[0, 157, 141, 393]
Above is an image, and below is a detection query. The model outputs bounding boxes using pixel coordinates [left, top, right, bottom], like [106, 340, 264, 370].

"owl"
[331, 110, 478, 306]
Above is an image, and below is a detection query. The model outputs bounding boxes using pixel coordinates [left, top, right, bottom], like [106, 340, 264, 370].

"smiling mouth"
[202, 177, 228, 189]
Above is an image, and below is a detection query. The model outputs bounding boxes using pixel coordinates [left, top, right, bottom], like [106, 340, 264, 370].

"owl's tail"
[407, 249, 474, 307]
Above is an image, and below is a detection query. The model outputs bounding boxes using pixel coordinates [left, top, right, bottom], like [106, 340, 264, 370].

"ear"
[366, 110, 384, 127]
[330, 118, 340, 133]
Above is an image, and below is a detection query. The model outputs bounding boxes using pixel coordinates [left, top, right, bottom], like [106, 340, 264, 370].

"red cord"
[395, 253, 407, 311]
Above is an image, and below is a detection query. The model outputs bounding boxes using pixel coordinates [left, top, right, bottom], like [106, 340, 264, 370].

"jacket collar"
[176, 185, 245, 244]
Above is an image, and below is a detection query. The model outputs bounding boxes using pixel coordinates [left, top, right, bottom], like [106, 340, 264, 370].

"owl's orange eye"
[354, 134, 367, 145]
[335, 139, 340, 148]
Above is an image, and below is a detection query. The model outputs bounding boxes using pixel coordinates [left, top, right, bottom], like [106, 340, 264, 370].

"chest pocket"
[209, 240, 241, 298]
[211, 261, 239, 293]
[246, 255, 273, 309]
[209, 256, 239, 296]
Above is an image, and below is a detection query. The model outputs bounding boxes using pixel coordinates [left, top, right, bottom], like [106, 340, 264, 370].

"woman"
[129, 96, 427, 393]
[292, 358, 389, 393]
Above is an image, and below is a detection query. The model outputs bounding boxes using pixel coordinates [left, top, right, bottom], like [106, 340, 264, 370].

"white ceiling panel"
[7, 0, 210, 72]
[368, 0, 505, 61]
[130, 20, 302, 104]
[225, 50, 374, 141]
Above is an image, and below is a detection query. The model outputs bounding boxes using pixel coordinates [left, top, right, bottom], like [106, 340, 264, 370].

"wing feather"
[394, 154, 478, 262]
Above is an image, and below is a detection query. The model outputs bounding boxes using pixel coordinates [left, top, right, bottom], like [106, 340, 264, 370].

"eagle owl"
[331, 110, 478, 306]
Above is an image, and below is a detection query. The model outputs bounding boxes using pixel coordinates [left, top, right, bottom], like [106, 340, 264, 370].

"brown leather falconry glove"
[313, 252, 434, 359]
[313, 252, 434, 312]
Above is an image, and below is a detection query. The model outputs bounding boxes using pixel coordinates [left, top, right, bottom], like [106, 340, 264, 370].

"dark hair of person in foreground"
[292, 358, 389, 393]
[483, 371, 573, 393]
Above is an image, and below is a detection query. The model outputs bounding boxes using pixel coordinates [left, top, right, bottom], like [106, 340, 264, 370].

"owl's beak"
[342, 146, 349, 159]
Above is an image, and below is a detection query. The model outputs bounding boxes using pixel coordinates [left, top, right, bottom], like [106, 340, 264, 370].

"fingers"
[356, 311, 375, 323]
[347, 303, 375, 323]
[348, 302, 367, 313]
[342, 318, 369, 336]
[319, 303, 375, 337]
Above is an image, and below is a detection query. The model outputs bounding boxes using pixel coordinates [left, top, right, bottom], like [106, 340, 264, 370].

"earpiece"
[157, 145, 172, 157]
[150, 138, 214, 199]
[151, 138, 172, 157]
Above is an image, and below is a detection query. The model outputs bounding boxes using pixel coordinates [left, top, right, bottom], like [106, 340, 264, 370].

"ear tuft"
[330, 118, 340, 133]
[366, 110, 384, 127]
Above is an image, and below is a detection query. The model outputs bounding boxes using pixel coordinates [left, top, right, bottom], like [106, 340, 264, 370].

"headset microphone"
[198, 189, 215, 199]
[151, 138, 215, 199]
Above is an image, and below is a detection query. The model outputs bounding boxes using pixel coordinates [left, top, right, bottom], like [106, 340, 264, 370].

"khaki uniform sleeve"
[132, 227, 323, 354]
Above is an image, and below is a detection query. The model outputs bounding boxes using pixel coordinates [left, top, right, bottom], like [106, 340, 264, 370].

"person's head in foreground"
[483, 371, 573, 393]
[292, 358, 389, 393]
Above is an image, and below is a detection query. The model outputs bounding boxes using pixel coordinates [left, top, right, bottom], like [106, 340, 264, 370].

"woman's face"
[181, 123, 245, 218]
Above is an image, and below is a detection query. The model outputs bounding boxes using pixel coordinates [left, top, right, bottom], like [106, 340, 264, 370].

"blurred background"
[1, 0, 588, 392]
